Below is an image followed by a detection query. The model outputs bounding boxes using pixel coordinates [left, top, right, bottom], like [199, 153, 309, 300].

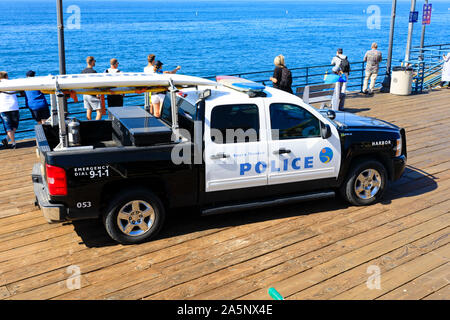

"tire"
[103, 188, 165, 244]
[340, 160, 387, 206]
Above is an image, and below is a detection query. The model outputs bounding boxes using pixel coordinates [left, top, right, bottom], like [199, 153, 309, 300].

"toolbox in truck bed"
[108, 106, 172, 146]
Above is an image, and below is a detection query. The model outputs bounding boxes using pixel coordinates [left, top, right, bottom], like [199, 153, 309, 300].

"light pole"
[56, 0, 66, 75]
[381, 0, 397, 92]
[56, 0, 67, 114]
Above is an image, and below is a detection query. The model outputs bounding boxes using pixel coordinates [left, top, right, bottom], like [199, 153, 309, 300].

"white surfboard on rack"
[0, 73, 217, 94]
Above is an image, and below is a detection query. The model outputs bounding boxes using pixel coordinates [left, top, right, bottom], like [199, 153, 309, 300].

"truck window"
[160, 94, 196, 134]
[270, 103, 321, 140]
[210, 104, 260, 144]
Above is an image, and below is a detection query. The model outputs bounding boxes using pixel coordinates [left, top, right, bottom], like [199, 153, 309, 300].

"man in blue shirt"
[24, 70, 50, 124]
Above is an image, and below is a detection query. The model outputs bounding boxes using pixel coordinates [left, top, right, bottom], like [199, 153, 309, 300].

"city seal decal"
[319, 147, 333, 164]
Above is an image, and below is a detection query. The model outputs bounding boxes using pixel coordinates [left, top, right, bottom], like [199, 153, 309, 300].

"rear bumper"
[32, 163, 67, 223]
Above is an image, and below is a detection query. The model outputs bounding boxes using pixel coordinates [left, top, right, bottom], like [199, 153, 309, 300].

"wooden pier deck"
[0, 89, 449, 300]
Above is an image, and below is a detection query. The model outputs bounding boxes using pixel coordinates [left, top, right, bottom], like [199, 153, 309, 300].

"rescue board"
[0, 73, 216, 93]
[216, 75, 265, 92]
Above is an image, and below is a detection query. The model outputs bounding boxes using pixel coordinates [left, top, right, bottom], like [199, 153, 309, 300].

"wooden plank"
[98, 186, 450, 299]
[285, 227, 450, 300]
[13, 174, 450, 298]
[239, 208, 449, 300]
[0, 89, 448, 301]
[377, 262, 449, 300]
[333, 245, 450, 300]
[156, 198, 450, 300]
[422, 285, 450, 300]
[0, 286, 10, 299]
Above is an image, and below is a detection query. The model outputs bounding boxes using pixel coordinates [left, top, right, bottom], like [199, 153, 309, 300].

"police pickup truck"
[25, 74, 406, 244]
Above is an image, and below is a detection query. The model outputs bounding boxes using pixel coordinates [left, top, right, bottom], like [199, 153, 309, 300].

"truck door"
[204, 100, 269, 192]
[265, 102, 341, 186]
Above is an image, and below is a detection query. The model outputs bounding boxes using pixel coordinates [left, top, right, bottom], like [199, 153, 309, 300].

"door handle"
[273, 148, 291, 155]
[210, 153, 230, 160]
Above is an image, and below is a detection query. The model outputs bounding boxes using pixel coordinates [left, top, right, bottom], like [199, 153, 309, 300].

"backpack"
[338, 56, 351, 74]
[279, 67, 292, 90]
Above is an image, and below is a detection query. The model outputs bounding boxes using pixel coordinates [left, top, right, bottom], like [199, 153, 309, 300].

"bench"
[296, 83, 343, 110]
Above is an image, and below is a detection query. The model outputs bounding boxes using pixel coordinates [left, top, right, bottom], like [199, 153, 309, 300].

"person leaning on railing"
[23, 70, 50, 125]
[0, 71, 20, 149]
[362, 42, 382, 95]
[438, 52, 450, 88]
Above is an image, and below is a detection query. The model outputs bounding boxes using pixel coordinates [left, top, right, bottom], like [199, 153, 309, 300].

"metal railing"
[404, 43, 450, 93]
[4, 43, 450, 141]
[205, 59, 388, 93]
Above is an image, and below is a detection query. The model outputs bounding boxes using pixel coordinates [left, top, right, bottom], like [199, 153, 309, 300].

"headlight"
[395, 138, 402, 157]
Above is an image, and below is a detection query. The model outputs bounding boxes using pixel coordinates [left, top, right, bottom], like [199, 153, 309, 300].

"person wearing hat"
[150, 61, 181, 117]
[24, 70, 50, 124]
[152, 60, 181, 74]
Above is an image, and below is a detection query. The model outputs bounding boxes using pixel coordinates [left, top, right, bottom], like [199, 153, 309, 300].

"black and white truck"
[5, 73, 406, 244]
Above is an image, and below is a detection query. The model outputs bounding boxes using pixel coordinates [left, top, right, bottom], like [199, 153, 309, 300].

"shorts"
[0, 111, 20, 132]
[30, 107, 50, 122]
[83, 95, 101, 111]
[151, 93, 165, 104]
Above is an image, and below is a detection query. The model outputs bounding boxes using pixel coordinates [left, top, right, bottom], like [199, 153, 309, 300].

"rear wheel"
[340, 160, 387, 206]
[103, 188, 165, 244]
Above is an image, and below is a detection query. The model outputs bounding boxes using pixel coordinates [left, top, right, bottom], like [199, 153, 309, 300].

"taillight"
[46, 164, 67, 196]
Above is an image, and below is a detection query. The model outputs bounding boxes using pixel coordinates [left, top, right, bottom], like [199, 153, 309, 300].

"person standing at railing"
[0, 71, 19, 149]
[105, 58, 124, 107]
[331, 48, 350, 93]
[23, 70, 50, 125]
[150, 61, 181, 118]
[362, 42, 382, 95]
[438, 52, 450, 88]
[81, 56, 103, 120]
[270, 54, 293, 94]
[144, 54, 156, 110]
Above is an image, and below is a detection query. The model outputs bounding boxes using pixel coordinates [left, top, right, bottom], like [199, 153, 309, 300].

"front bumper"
[32, 163, 67, 223]
[392, 155, 407, 181]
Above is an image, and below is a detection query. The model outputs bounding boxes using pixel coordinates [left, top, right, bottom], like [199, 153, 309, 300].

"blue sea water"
[0, 0, 449, 139]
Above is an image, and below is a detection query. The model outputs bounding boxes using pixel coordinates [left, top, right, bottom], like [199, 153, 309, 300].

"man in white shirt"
[105, 58, 124, 107]
[0, 71, 20, 149]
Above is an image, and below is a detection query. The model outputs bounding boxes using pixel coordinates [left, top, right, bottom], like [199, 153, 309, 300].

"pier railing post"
[360, 61, 365, 92]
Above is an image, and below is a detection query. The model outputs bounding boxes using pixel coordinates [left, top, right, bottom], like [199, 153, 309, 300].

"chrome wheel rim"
[116, 200, 155, 237]
[354, 169, 382, 200]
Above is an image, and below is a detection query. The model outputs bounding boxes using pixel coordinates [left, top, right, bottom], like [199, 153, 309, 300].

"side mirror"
[199, 89, 211, 100]
[326, 110, 336, 120]
[321, 123, 332, 139]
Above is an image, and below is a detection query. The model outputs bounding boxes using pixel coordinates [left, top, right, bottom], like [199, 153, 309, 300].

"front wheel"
[103, 189, 165, 244]
[340, 160, 387, 206]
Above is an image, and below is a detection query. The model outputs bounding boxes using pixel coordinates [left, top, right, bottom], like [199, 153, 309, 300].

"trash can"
[390, 66, 414, 95]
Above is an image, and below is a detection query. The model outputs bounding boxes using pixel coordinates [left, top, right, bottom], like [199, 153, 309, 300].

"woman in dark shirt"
[270, 54, 293, 94]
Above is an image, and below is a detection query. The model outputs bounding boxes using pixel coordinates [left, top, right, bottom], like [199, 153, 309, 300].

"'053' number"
[76, 202, 92, 209]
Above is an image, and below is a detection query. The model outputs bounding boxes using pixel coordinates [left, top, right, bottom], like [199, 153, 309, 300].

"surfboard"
[216, 75, 265, 92]
[0, 73, 216, 93]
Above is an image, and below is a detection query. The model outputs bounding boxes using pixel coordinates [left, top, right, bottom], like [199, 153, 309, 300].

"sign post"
[420, 2, 432, 59]
[405, 0, 417, 62]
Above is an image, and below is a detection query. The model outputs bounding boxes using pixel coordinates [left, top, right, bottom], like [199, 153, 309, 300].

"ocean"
[0, 0, 449, 139]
